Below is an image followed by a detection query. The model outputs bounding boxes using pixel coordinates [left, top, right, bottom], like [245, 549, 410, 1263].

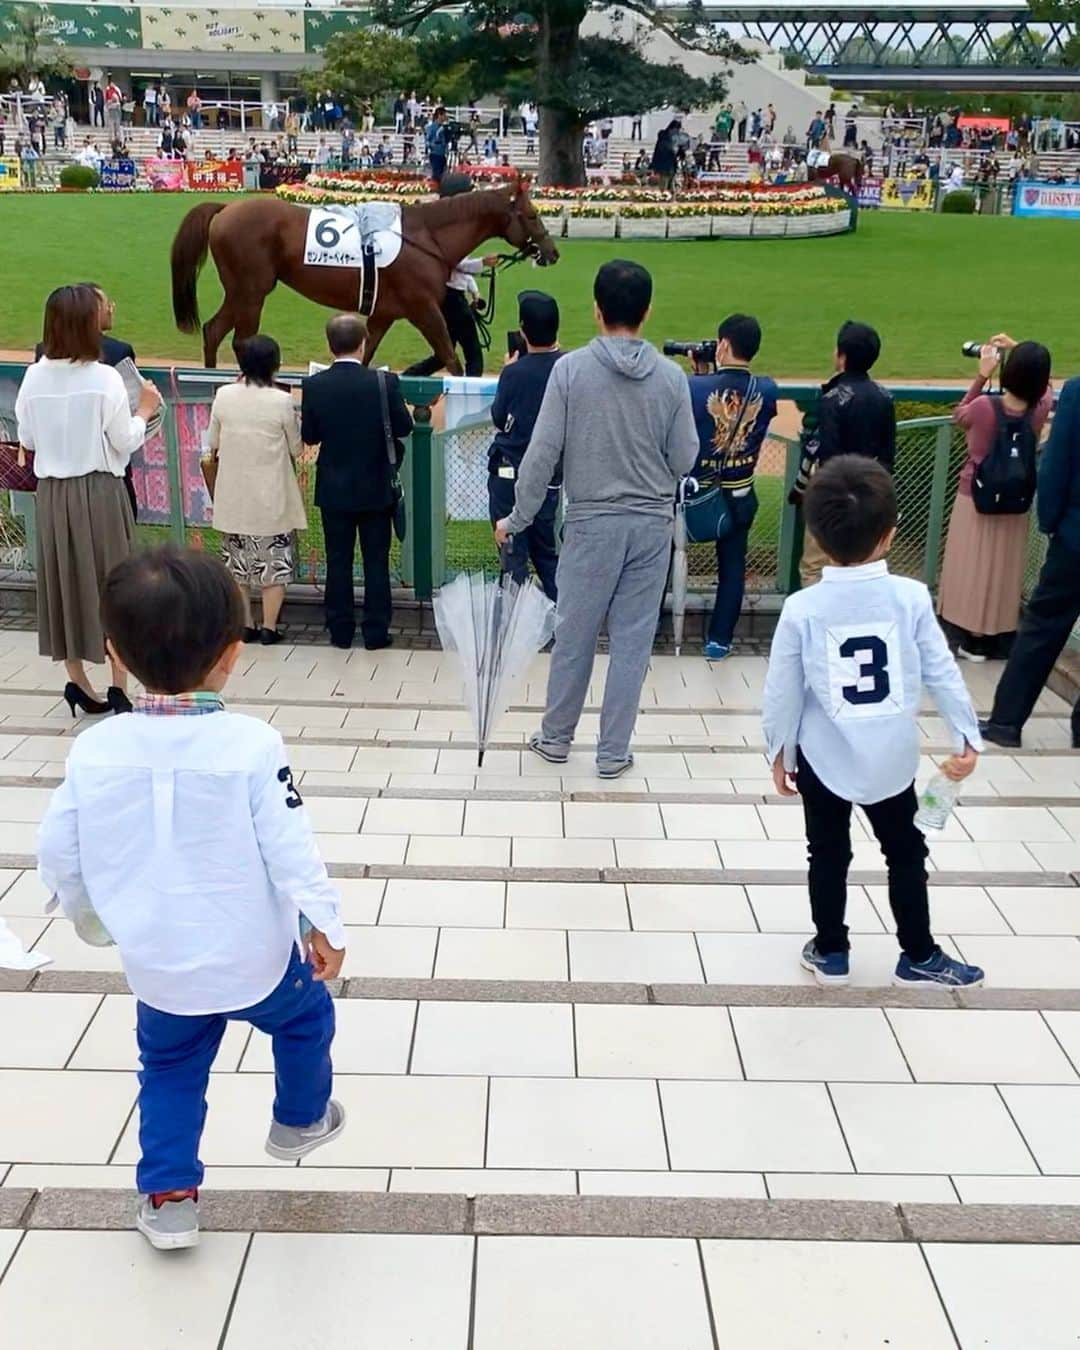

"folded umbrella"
[672, 482, 690, 657]
[434, 568, 556, 767]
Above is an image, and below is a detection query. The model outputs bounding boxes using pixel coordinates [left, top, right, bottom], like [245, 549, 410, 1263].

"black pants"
[797, 751, 935, 962]
[988, 536, 1080, 743]
[708, 489, 757, 647]
[404, 289, 483, 378]
[488, 472, 558, 601]
[321, 507, 392, 647]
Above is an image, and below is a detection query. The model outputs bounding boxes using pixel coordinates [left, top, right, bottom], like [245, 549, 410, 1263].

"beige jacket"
[209, 382, 306, 537]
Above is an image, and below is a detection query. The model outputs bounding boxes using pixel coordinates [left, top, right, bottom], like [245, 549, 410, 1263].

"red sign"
[186, 160, 244, 191]
[957, 115, 1011, 133]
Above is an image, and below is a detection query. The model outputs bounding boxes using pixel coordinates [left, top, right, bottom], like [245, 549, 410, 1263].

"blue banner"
[1013, 180, 1080, 219]
[99, 158, 137, 191]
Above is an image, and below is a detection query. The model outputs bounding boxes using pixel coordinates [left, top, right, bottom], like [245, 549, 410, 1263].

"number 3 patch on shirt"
[825, 622, 904, 720]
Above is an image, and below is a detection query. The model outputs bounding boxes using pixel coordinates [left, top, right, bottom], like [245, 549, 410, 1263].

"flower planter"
[564, 215, 617, 238]
[750, 215, 788, 238]
[665, 215, 709, 239]
[711, 215, 753, 238]
[617, 216, 667, 239]
[539, 209, 567, 238]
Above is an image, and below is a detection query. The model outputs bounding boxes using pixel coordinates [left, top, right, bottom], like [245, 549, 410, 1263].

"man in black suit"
[301, 313, 413, 650]
[35, 283, 139, 519]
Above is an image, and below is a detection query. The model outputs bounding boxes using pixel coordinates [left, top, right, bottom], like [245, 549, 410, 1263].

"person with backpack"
[937, 335, 1052, 661]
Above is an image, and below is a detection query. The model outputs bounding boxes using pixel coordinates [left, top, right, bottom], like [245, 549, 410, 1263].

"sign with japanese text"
[1013, 181, 1080, 219]
[186, 159, 244, 191]
[99, 157, 137, 190]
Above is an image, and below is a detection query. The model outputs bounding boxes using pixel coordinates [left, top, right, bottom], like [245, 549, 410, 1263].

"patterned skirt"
[221, 533, 295, 588]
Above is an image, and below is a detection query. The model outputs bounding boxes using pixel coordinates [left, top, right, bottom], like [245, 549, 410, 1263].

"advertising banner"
[99, 158, 137, 190]
[857, 177, 882, 209]
[1013, 180, 1080, 219]
[880, 178, 935, 211]
[145, 158, 187, 192]
[0, 157, 21, 191]
[186, 159, 244, 191]
[0, 3, 140, 49]
[140, 6, 304, 54]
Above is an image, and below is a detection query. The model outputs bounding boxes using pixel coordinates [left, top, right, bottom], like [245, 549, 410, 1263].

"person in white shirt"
[142, 81, 158, 128]
[38, 547, 347, 1250]
[762, 455, 986, 989]
[15, 284, 160, 717]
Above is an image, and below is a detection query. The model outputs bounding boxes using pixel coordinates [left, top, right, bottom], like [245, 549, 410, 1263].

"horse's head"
[504, 177, 559, 267]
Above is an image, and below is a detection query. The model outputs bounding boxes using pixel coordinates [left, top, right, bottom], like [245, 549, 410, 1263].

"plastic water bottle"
[915, 772, 961, 833]
[72, 901, 114, 948]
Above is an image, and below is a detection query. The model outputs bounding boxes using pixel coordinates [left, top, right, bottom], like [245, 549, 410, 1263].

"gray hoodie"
[505, 336, 698, 532]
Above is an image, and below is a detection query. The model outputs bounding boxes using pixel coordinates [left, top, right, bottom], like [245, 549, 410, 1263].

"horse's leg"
[229, 293, 268, 363]
[361, 315, 390, 366]
[201, 303, 234, 370]
[411, 302, 463, 378]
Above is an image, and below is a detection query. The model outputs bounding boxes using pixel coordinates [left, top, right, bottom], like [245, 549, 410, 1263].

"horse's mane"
[411, 184, 513, 227]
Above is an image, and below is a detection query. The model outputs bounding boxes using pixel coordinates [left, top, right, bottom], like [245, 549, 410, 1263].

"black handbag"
[377, 368, 407, 542]
[681, 374, 758, 544]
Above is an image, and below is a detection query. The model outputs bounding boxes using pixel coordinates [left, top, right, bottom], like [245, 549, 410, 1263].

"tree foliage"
[0, 6, 73, 87]
[304, 27, 423, 105]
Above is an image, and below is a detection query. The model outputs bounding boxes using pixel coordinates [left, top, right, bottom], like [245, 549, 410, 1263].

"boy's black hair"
[101, 546, 245, 694]
[836, 320, 881, 374]
[593, 259, 652, 330]
[717, 313, 762, 361]
[803, 454, 897, 565]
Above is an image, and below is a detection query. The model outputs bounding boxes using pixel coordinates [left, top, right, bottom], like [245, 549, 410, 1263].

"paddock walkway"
[1, 628, 1079, 1347]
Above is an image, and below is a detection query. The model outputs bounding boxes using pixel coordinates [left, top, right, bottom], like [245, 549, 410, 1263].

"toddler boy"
[762, 456, 985, 987]
[38, 547, 346, 1249]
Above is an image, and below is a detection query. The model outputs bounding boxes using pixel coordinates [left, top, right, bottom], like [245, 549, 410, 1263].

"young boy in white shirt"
[38, 548, 347, 1249]
[762, 456, 986, 988]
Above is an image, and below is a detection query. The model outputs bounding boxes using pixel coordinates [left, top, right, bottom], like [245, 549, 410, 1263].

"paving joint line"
[9, 1191, 1080, 1244]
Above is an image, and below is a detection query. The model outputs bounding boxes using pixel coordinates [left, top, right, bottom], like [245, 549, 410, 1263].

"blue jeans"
[135, 946, 335, 1193]
[707, 488, 757, 647]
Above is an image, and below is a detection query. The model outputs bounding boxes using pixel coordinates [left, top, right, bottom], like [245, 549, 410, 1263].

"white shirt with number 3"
[762, 560, 983, 805]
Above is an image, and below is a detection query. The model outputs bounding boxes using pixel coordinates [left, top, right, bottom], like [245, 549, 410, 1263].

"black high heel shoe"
[63, 682, 110, 718]
[107, 686, 134, 715]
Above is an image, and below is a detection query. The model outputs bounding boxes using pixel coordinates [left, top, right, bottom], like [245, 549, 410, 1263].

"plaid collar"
[135, 692, 225, 717]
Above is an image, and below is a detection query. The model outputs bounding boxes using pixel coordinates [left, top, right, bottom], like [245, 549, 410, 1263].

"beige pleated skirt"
[937, 490, 1028, 638]
[36, 472, 135, 663]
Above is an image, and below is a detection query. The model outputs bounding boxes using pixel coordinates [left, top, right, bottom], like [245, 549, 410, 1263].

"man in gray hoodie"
[495, 259, 698, 776]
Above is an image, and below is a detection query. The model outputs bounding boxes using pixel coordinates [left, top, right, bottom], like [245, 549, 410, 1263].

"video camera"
[663, 339, 717, 365]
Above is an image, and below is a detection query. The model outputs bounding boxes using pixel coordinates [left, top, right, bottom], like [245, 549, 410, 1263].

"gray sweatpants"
[541, 513, 672, 766]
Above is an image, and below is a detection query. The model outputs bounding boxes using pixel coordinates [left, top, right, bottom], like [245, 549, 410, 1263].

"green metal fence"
[0, 366, 1055, 608]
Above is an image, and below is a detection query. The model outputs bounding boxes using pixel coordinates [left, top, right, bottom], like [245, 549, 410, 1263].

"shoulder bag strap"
[376, 368, 396, 469]
[716, 372, 758, 472]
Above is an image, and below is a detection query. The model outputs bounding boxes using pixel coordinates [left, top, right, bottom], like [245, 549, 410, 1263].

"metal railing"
[0, 367, 1058, 613]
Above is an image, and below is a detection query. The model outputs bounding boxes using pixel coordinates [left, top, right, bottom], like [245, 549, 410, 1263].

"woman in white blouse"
[208, 334, 305, 644]
[15, 285, 161, 716]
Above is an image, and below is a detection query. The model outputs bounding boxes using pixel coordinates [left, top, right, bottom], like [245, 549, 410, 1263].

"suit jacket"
[34, 335, 135, 368]
[1038, 376, 1080, 553]
[301, 360, 413, 513]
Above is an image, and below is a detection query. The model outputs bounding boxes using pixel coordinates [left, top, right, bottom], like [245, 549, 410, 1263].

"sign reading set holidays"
[99, 158, 136, 190]
[304, 208, 365, 268]
[0, 156, 21, 191]
[1013, 181, 1080, 219]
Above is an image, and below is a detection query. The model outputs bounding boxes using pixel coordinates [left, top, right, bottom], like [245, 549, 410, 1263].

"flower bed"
[277, 177, 853, 240]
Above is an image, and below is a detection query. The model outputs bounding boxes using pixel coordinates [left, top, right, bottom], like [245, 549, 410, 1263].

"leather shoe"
[364, 634, 393, 652]
[978, 719, 1022, 749]
[329, 631, 353, 650]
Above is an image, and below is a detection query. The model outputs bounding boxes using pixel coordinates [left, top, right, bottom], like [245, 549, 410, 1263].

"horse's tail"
[171, 201, 226, 333]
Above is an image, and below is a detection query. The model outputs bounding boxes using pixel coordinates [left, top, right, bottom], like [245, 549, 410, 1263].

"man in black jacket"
[792, 320, 896, 585]
[301, 314, 413, 650]
[35, 283, 139, 519]
[488, 290, 562, 600]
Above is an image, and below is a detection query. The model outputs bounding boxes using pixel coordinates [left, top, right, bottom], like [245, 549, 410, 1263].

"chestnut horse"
[170, 180, 559, 371]
[810, 152, 863, 193]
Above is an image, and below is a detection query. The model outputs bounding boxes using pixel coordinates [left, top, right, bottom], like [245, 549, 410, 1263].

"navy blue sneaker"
[800, 939, 850, 986]
[894, 950, 985, 988]
[703, 641, 732, 662]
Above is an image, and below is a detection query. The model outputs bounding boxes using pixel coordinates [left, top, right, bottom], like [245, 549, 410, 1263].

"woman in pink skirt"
[938, 334, 1052, 661]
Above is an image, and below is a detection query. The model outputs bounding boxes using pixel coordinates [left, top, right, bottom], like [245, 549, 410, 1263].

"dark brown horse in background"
[810, 152, 863, 194]
[170, 180, 559, 372]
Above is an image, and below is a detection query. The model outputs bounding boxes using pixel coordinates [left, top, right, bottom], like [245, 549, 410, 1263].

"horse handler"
[495, 259, 697, 778]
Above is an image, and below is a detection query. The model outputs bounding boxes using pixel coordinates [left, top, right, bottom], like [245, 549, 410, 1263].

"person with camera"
[937, 334, 1052, 662]
[683, 315, 778, 660]
[488, 292, 563, 600]
[790, 321, 895, 586]
[981, 374, 1080, 749]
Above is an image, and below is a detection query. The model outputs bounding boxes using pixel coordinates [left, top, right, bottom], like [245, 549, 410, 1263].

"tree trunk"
[536, 3, 587, 187]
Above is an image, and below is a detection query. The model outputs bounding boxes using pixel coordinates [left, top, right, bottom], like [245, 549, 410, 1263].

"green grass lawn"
[1, 193, 1077, 377]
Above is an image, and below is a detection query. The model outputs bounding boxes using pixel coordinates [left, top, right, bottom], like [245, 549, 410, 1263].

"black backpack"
[971, 400, 1037, 515]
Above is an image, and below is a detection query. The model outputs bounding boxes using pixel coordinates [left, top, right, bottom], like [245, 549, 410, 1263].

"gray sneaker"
[597, 755, 635, 780]
[527, 732, 569, 765]
[135, 1193, 200, 1250]
[265, 1099, 346, 1161]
